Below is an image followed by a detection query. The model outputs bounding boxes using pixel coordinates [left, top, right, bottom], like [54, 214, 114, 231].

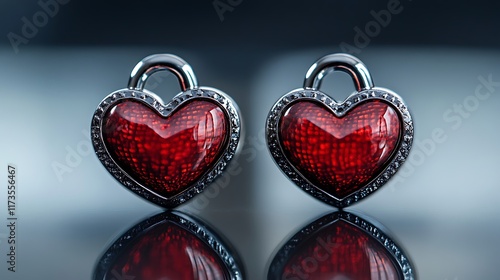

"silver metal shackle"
[128, 54, 198, 92]
[303, 53, 374, 91]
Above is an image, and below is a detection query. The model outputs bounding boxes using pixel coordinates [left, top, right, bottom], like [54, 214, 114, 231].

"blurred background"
[0, 0, 499, 279]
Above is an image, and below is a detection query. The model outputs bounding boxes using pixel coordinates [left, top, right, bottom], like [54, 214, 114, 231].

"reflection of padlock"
[266, 53, 413, 208]
[94, 211, 244, 280]
[92, 54, 241, 208]
[268, 211, 415, 279]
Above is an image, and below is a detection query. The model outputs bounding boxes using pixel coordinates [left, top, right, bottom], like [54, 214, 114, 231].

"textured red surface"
[281, 221, 400, 280]
[279, 100, 401, 198]
[103, 99, 228, 198]
[108, 221, 230, 280]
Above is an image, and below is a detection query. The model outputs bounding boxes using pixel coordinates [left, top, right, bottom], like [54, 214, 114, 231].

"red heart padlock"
[266, 54, 413, 207]
[94, 211, 243, 280]
[267, 211, 415, 279]
[92, 54, 241, 208]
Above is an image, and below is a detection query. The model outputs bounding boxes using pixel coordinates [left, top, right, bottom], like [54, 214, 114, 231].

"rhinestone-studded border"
[267, 211, 416, 280]
[91, 87, 241, 208]
[266, 88, 414, 208]
[94, 211, 244, 280]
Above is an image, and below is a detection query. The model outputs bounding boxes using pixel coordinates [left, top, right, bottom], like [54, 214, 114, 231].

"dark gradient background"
[0, 0, 499, 279]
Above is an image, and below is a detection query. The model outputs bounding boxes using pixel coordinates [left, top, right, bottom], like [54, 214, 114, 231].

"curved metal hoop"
[303, 53, 374, 91]
[128, 54, 198, 91]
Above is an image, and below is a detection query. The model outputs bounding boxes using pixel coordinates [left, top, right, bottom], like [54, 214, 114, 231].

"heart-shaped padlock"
[268, 211, 415, 279]
[266, 53, 413, 208]
[91, 54, 241, 208]
[94, 211, 243, 280]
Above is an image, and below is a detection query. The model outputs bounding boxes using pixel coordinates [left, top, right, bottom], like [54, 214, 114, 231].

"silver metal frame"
[91, 54, 241, 208]
[266, 54, 413, 208]
[94, 211, 244, 280]
[267, 211, 416, 280]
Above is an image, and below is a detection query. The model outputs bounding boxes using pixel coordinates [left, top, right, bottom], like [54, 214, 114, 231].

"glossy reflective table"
[0, 47, 499, 279]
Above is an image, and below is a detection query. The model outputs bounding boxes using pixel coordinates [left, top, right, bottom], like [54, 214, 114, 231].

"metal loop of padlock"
[128, 54, 198, 92]
[303, 53, 375, 92]
[92, 53, 243, 209]
[266, 52, 414, 209]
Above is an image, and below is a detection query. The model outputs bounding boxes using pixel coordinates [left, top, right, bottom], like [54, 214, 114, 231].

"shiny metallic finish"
[128, 54, 198, 91]
[304, 53, 374, 91]
[267, 211, 416, 280]
[94, 211, 244, 280]
[92, 54, 242, 208]
[266, 53, 414, 208]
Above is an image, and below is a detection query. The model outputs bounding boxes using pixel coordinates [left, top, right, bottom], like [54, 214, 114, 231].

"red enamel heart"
[279, 100, 401, 199]
[102, 99, 228, 198]
[280, 220, 400, 280]
[109, 221, 230, 280]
